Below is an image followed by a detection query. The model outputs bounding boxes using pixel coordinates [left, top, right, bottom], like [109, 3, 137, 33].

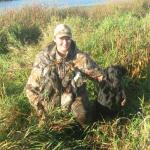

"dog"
[95, 65, 127, 119]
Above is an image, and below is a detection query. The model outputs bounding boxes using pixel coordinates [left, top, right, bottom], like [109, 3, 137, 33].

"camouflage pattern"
[26, 40, 104, 124]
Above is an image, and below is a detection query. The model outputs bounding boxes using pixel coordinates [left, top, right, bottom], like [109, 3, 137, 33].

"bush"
[8, 24, 42, 44]
[0, 29, 9, 54]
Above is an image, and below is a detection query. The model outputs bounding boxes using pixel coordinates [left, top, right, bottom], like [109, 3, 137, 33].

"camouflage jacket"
[26, 40, 105, 105]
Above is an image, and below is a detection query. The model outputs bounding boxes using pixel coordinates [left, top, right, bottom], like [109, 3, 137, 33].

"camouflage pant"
[26, 82, 92, 125]
[71, 84, 93, 125]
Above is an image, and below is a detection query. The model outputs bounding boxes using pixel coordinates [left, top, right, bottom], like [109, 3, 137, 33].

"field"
[0, 0, 150, 149]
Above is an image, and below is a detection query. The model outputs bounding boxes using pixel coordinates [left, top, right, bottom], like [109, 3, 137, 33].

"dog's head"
[105, 65, 127, 87]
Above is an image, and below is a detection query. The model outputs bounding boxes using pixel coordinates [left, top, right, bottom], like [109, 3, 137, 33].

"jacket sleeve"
[25, 52, 47, 107]
[73, 52, 105, 81]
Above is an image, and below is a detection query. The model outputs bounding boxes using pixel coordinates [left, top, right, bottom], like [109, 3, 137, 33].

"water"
[0, 0, 107, 11]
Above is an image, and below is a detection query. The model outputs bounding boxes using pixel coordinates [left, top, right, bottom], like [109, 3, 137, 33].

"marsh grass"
[0, 0, 150, 149]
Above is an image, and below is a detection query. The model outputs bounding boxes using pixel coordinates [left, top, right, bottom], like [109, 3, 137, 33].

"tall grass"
[0, 0, 150, 149]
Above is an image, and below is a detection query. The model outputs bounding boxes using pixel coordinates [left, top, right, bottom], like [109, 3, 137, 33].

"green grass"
[0, 0, 150, 149]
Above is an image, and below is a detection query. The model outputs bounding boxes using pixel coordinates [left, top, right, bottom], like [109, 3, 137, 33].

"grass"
[0, 0, 150, 149]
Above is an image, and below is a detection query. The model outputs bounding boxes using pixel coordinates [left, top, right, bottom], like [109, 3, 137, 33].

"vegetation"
[0, 0, 150, 149]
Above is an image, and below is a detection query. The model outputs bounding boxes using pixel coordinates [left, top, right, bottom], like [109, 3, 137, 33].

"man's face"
[54, 36, 71, 55]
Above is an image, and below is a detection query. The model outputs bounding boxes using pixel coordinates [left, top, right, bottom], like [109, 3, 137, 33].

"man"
[26, 24, 105, 126]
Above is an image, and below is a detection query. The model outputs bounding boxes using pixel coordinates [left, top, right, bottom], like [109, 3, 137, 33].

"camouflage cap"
[54, 24, 72, 38]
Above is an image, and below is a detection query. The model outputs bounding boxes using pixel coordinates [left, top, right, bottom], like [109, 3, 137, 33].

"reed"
[0, 0, 150, 149]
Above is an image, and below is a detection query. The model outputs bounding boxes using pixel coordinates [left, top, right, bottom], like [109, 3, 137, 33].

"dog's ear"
[105, 65, 117, 81]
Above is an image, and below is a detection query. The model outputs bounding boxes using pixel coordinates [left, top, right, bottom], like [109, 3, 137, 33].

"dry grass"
[0, 0, 150, 149]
